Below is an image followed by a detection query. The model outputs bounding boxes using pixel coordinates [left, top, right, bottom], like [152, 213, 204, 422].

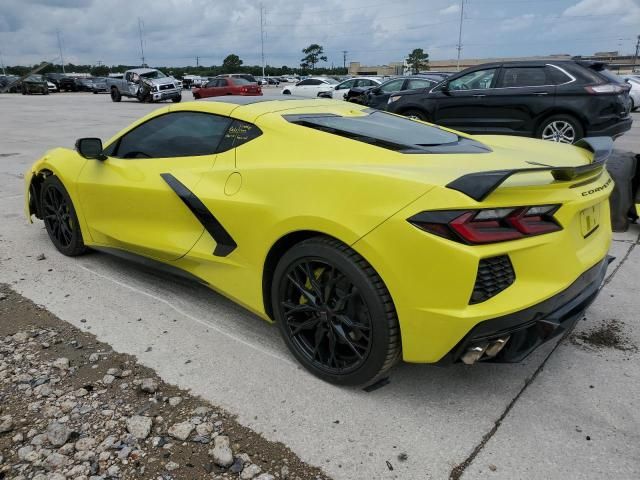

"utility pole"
[342, 50, 347, 69]
[196, 56, 200, 67]
[138, 17, 146, 67]
[633, 35, 640, 72]
[56, 30, 65, 74]
[0, 51, 5, 75]
[456, 0, 465, 71]
[260, 3, 266, 79]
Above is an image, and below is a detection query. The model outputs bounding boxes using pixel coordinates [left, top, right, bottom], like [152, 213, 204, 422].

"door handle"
[472, 94, 486, 98]
[534, 92, 549, 96]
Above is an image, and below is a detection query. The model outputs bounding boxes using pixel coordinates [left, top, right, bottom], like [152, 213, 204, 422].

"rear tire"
[401, 109, 427, 121]
[537, 114, 583, 144]
[272, 236, 401, 386]
[172, 96, 182, 103]
[282, 90, 291, 95]
[40, 176, 87, 257]
[110, 87, 121, 102]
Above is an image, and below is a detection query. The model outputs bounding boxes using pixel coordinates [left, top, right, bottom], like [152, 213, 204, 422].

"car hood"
[147, 77, 176, 86]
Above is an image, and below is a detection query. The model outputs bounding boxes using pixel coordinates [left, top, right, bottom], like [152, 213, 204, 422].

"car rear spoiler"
[445, 136, 613, 201]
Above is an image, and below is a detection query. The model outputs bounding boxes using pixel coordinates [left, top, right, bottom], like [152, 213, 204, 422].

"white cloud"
[439, 4, 460, 15]
[500, 14, 536, 32]
[564, 0, 640, 25]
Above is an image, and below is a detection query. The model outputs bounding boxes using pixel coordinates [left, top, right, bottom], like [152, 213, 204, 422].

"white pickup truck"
[107, 68, 182, 103]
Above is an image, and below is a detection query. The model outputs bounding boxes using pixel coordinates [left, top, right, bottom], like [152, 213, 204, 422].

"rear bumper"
[586, 117, 633, 139]
[436, 255, 612, 365]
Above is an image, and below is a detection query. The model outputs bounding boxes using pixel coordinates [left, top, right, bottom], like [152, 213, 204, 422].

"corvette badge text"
[582, 177, 612, 196]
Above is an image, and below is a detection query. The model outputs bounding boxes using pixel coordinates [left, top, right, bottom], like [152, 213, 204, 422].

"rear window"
[232, 77, 252, 85]
[598, 69, 624, 84]
[284, 110, 460, 152]
[500, 67, 547, 87]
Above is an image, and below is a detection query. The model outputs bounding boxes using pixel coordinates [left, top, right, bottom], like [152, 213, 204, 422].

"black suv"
[386, 60, 633, 143]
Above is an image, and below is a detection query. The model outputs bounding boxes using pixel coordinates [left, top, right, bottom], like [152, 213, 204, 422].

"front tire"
[110, 87, 121, 102]
[40, 176, 87, 257]
[537, 114, 583, 144]
[282, 90, 291, 95]
[172, 96, 182, 103]
[272, 237, 401, 386]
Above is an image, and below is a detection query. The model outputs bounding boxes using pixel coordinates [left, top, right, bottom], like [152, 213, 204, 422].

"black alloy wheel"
[40, 176, 87, 256]
[273, 237, 400, 386]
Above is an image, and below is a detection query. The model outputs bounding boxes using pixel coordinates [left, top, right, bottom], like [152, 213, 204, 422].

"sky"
[1, 0, 639, 68]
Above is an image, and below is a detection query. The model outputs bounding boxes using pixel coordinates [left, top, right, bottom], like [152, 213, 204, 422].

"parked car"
[386, 60, 633, 143]
[192, 77, 262, 99]
[21, 75, 49, 95]
[47, 81, 58, 93]
[90, 77, 108, 93]
[74, 78, 95, 92]
[318, 77, 383, 100]
[349, 76, 439, 107]
[45, 73, 66, 90]
[265, 77, 280, 86]
[282, 77, 338, 97]
[0, 75, 20, 92]
[107, 68, 182, 103]
[26, 97, 614, 386]
[58, 76, 78, 92]
[621, 75, 640, 111]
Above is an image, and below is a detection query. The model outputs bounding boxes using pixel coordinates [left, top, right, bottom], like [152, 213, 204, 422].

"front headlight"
[388, 95, 401, 104]
[152, 86, 159, 92]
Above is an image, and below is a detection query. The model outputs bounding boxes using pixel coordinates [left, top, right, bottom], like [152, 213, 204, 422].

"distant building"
[350, 52, 638, 76]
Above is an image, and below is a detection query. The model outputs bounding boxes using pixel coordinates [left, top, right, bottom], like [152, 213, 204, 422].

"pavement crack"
[604, 230, 640, 286]
[449, 230, 640, 479]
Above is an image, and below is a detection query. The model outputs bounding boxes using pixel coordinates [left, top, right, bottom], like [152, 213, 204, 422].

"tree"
[222, 54, 243, 73]
[406, 48, 429, 74]
[300, 44, 327, 71]
[91, 65, 110, 77]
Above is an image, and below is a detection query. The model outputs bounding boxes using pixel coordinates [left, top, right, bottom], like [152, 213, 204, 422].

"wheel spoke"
[331, 323, 364, 359]
[286, 273, 317, 305]
[299, 262, 324, 300]
[289, 316, 321, 335]
[282, 301, 317, 315]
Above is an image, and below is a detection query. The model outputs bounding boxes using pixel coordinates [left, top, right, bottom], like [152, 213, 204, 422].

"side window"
[296, 80, 312, 86]
[125, 72, 132, 82]
[339, 79, 356, 89]
[546, 65, 573, 85]
[113, 112, 232, 159]
[448, 69, 497, 90]
[218, 79, 229, 87]
[205, 81, 216, 88]
[406, 79, 433, 90]
[308, 79, 323, 86]
[380, 79, 404, 93]
[500, 67, 547, 87]
[217, 119, 263, 152]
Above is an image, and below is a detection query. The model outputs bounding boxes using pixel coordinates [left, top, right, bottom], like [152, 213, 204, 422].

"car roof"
[170, 97, 365, 122]
[128, 68, 159, 74]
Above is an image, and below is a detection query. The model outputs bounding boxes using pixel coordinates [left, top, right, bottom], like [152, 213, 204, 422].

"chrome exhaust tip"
[461, 343, 489, 365]
[461, 336, 510, 365]
[485, 335, 510, 358]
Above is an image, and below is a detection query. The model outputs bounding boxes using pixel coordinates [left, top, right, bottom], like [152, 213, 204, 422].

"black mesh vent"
[470, 255, 515, 304]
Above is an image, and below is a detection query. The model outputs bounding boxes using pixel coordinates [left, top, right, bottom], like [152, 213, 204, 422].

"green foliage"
[300, 44, 327, 71]
[406, 48, 430, 74]
[91, 65, 110, 77]
[222, 54, 243, 73]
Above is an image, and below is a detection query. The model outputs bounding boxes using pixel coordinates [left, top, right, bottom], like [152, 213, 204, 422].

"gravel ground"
[0, 284, 330, 480]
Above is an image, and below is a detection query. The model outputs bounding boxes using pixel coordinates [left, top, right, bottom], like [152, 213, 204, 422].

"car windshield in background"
[27, 75, 44, 81]
[285, 110, 460, 152]
[141, 70, 167, 79]
[324, 78, 339, 84]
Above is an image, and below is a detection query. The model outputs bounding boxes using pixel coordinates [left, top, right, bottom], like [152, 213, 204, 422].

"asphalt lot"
[0, 92, 638, 480]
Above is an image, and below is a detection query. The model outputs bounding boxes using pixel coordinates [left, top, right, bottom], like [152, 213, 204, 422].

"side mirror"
[75, 138, 106, 160]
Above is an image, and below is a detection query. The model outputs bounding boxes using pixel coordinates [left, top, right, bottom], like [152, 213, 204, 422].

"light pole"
[456, 0, 465, 71]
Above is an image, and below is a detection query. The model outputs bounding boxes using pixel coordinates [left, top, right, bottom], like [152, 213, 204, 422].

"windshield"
[285, 110, 459, 152]
[140, 70, 167, 79]
[27, 75, 44, 81]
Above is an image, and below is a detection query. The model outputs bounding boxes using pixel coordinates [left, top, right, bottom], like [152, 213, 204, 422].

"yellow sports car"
[25, 98, 614, 386]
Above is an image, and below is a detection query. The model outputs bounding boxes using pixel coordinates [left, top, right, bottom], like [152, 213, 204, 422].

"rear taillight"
[584, 84, 626, 94]
[408, 205, 561, 244]
[241, 87, 248, 93]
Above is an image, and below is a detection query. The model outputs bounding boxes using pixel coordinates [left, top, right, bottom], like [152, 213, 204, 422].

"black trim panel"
[160, 173, 237, 257]
[446, 136, 613, 201]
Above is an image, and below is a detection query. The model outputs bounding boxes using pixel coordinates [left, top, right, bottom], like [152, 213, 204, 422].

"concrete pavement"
[0, 92, 638, 479]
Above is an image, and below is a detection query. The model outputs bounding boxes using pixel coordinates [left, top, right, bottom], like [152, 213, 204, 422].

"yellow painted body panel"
[25, 99, 613, 363]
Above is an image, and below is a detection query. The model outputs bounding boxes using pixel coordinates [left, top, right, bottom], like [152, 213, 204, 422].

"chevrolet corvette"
[25, 98, 614, 386]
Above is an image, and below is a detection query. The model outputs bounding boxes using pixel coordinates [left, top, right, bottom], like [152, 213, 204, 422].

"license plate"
[580, 205, 600, 238]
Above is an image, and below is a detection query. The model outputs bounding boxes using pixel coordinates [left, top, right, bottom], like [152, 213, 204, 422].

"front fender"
[24, 148, 88, 223]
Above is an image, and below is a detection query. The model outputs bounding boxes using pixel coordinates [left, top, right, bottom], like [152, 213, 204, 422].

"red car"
[192, 77, 262, 99]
